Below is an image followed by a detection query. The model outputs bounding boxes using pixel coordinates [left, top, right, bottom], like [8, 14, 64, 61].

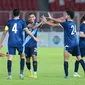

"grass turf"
[0, 48, 85, 85]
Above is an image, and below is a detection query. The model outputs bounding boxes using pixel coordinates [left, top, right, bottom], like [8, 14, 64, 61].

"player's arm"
[47, 12, 65, 23]
[28, 21, 43, 30]
[42, 16, 60, 27]
[24, 28, 39, 42]
[0, 26, 8, 48]
[45, 21, 60, 27]
[80, 31, 85, 37]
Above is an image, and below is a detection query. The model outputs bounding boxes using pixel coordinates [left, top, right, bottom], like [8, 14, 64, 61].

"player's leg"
[19, 53, 25, 79]
[25, 46, 33, 77]
[31, 47, 37, 78]
[64, 50, 70, 78]
[7, 46, 15, 79]
[25, 47, 31, 71]
[74, 48, 83, 75]
[73, 46, 85, 77]
[26, 57, 31, 71]
[73, 59, 80, 77]
[76, 56, 85, 72]
[17, 46, 25, 79]
[7, 54, 13, 79]
[32, 55, 37, 78]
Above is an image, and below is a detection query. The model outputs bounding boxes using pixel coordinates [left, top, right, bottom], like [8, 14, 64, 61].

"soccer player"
[42, 10, 85, 78]
[24, 13, 42, 78]
[0, 9, 39, 79]
[73, 14, 85, 77]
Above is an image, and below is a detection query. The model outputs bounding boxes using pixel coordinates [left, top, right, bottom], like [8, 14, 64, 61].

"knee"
[20, 53, 25, 59]
[26, 58, 30, 63]
[8, 54, 13, 60]
[32, 55, 37, 61]
[77, 56, 82, 61]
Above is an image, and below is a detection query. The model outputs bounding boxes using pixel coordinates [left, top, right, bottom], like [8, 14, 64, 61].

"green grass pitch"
[0, 48, 85, 85]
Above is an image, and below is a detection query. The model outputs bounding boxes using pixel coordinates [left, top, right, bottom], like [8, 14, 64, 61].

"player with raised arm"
[23, 13, 43, 78]
[42, 10, 85, 78]
[0, 9, 39, 79]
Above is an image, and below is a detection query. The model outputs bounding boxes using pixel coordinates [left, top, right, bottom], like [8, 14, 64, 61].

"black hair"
[66, 9, 74, 19]
[13, 9, 20, 16]
[80, 14, 85, 23]
[29, 13, 36, 16]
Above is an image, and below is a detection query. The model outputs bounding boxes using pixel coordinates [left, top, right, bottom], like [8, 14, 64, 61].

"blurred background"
[0, 0, 85, 47]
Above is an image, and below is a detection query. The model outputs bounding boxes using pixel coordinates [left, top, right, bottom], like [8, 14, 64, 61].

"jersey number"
[71, 25, 76, 35]
[12, 23, 17, 33]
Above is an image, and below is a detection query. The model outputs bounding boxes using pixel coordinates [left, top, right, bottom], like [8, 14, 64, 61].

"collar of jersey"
[13, 17, 19, 20]
[67, 19, 73, 21]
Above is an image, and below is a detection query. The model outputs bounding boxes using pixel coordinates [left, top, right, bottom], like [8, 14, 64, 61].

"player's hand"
[48, 12, 52, 19]
[41, 15, 47, 23]
[34, 37, 40, 43]
[28, 24, 34, 28]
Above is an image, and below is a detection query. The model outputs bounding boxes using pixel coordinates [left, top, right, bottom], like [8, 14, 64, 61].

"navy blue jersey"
[7, 18, 27, 46]
[79, 23, 85, 48]
[25, 21, 38, 47]
[60, 20, 78, 47]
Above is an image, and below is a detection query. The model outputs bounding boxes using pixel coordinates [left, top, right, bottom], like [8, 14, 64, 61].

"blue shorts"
[8, 45, 23, 55]
[80, 48, 85, 57]
[25, 46, 37, 58]
[65, 45, 81, 57]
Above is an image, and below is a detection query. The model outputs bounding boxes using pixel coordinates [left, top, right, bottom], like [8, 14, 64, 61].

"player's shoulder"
[67, 20, 76, 25]
[7, 19, 14, 24]
[18, 19, 26, 25]
[17, 19, 24, 22]
[80, 23, 85, 27]
[80, 23, 85, 30]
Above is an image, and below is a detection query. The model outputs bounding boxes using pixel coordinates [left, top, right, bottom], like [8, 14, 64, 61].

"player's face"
[29, 14, 36, 23]
[65, 13, 70, 20]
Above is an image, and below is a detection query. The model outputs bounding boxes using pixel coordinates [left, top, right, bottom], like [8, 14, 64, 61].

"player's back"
[7, 18, 26, 46]
[61, 20, 78, 47]
[79, 23, 85, 48]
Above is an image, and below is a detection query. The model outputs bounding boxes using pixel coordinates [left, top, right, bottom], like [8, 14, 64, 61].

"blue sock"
[20, 59, 25, 74]
[33, 61, 37, 72]
[79, 59, 85, 72]
[74, 60, 79, 72]
[64, 61, 68, 76]
[7, 60, 12, 76]
[26, 62, 31, 71]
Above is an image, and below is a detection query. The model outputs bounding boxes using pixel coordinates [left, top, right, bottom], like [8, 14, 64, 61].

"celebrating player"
[42, 10, 85, 78]
[74, 14, 85, 77]
[23, 13, 43, 78]
[0, 9, 39, 79]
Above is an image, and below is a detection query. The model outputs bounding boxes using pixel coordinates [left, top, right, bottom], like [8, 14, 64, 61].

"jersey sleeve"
[60, 22, 67, 29]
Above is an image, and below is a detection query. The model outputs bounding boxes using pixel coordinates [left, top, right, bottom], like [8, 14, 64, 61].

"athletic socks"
[33, 61, 37, 73]
[26, 62, 31, 71]
[7, 60, 12, 76]
[64, 61, 68, 76]
[79, 59, 85, 72]
[20, 58, 25, 74]
[74, 60, 79, 72]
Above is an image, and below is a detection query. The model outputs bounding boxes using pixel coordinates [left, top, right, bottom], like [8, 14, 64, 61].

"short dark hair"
[66, 10, 74, 19]
[29, 13, 36, 16]
[13, 9, 20, 16]
[80, 14, 85, 23]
